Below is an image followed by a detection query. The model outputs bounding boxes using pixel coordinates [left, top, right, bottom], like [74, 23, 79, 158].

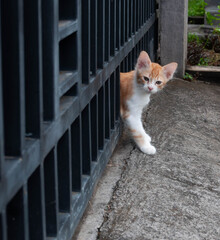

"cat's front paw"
[140, 144, 156, 155]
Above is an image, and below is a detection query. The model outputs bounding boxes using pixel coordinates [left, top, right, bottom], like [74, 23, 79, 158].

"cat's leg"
[126, 115, 156, 155]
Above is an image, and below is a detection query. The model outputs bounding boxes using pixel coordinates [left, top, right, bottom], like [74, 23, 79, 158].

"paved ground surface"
[73, 79, 220, 240]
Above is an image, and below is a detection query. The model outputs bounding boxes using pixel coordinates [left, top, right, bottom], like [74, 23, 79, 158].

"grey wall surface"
[160, 0, 188, 78]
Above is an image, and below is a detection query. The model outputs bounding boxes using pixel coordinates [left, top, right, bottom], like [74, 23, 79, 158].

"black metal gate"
[0, 0, 158, 239]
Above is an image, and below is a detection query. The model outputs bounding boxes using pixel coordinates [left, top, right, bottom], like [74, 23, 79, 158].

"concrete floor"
[73, 79, 220, 240]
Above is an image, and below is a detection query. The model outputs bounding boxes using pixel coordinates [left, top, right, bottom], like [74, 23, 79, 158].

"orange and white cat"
[120, 51, 178, 155]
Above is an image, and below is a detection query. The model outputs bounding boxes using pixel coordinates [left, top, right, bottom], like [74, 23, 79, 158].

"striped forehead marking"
[149, 63, 162, 79]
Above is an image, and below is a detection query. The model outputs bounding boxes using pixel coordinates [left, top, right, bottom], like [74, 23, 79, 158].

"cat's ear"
[137, 51, 151, 70]
[162, 62, 178, 80]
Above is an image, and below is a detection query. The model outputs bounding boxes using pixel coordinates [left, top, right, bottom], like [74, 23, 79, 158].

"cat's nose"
[148, 87, 153, 91]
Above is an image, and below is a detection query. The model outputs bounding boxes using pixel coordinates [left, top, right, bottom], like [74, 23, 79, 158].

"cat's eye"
[156, 81, 162, 85]
[144, 76, 149, 82]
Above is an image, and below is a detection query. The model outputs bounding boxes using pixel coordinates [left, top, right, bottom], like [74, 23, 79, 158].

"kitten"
[120, 51, 178, 154]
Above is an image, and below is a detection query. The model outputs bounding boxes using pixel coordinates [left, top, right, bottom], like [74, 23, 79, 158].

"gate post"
[159, 0, 188, 78]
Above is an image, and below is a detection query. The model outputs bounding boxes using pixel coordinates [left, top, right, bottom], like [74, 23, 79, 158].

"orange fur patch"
[149, 63, 162, 79]
[133, 135, 142, 139]
[120, 71, 134, 117]
[129, 128, 136, 133]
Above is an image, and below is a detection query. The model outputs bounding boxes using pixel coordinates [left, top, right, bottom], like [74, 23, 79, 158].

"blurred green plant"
[213, 27, 220, 34]
[206, 12, 217, 25]
[188, 0, 207, 16]
[188, 33, 203, 44]
[205, 5, 220, 34]
[198, 57, 209, 66]
[184, 72, 194, 81]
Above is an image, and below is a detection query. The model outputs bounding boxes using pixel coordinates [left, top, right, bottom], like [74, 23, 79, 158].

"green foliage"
[184, 72, 194, 81]
[187, 33, 203, 44]
[213, 27, 220, 35]
[206, 12, 216, 25]
[206, 5, 220, 26]
[198, 57, 209, 66]
[188, 0, 207, 16]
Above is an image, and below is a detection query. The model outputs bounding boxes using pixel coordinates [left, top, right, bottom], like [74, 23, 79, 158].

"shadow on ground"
[74, 79, 220, 240]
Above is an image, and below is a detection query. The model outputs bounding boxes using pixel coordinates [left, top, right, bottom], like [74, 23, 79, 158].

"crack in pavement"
[96, 145, 136, 240]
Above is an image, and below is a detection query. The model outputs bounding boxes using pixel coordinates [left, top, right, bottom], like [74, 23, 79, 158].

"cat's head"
[135, 51, 178, 94]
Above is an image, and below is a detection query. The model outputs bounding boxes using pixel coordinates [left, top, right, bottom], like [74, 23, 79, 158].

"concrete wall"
[159, 0, 188, 78]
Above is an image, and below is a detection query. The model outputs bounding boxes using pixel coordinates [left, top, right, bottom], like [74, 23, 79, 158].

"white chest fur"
[127, 90, 151, 117]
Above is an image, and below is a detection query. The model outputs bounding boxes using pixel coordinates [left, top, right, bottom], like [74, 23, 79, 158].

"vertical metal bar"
[105, 0, 111, 62]
[23, 184, 29, 240]
[81, 0, 90, 83]
[124, 0, 128, 42]
[81, 106, 91, 174]
[90, 0, 97, 75]
[110, 73, 115, 129]
[140, 0, 142, 26]
[136, 45, 139, 63]
[144, 33, 147, 52]
[7, 188, 26, 239]
[115, 66, 120, 120]
[121, 0, 125, 46]
[44, 149, 59, 236]
[129, 0, 132, 37]
[148, 0, 150, 20]
[57, 131, 71, 212]
[133, 0, 136, 33]
[139, 0, 141, 27]
[154, 18, 159, 60]
[131, 0, 135, 35]
[141, 38, 143, 51]
[0, 213, 2, 240]
[68, 126, 73, 198]
[77, 0, 82, 97]
[139, 41, 142, 56]
[98, 87, 104, 150]
[147, 0, 149, 19]
[1, 210, 7, 240]
[147, 31, 149, 53]
[127, 53, 130, 71]
[127, 0, 129, 40]
[115, 0, 120, 51]
[104, 0, 110, 62]
[127, 0, 130, 39]
[132, 47, 136, 67]
[42, 0, 59, 120]
[71, 117, 82, 190]
[97, 0, 104, 68]
[136, 0, 138, 31]
[1, 0, 25, 156]
[128, 51, 132, 71]
[105, 80, 110, 139]
[0, 23, 4, 179]
[27, 167, 46, 240]
[24, 0, 43, 138]
[144, 0, 147, 22]
[141, 0, 143, 25]
[124, 57, 127, 72]
[110, 0, 116, 56]
[90, 96, 98, 161]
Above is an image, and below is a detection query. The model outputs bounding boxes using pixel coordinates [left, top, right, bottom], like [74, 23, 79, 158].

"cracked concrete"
[73, 79, 220, 240]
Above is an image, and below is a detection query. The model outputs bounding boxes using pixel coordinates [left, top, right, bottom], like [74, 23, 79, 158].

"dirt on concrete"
[74, 79, 220, 240]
